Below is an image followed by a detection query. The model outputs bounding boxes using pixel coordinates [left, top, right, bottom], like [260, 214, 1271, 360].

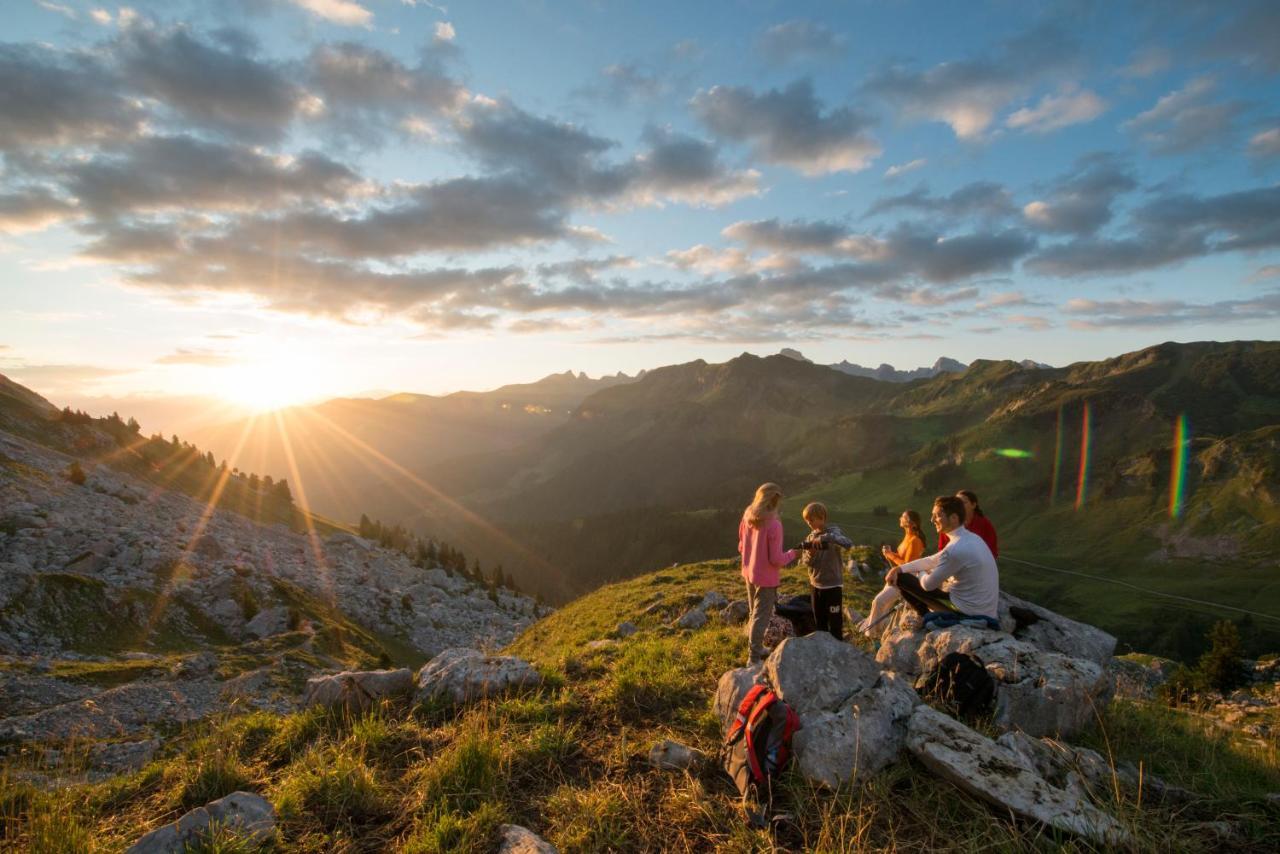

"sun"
[210, 352, 331, 413]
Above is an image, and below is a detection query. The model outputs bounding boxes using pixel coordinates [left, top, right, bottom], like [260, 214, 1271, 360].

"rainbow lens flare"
[1169, 413, 1190, 519]
[1050, 406, 1064, 504]
[995, 448, 1033, 459]
[1074, 402, 1091, 510]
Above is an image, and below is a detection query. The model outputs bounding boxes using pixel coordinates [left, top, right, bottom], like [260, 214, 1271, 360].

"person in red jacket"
[937, 489, 998, 558]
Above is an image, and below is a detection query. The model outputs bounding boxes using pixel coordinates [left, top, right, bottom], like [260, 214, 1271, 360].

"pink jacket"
[738, 513, 796, 587]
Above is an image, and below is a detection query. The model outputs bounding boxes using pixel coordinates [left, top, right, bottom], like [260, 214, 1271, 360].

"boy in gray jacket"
[797, 502, 853, 639]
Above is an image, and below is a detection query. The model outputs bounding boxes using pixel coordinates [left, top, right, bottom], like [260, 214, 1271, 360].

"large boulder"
[301, 669, 414, 713]
[721, 633, 919, 789]
[879, 624, 1112, 738]
[126, 791, 275, 853]
[415, 649, 542, 705]
[997, 592, 1116, 668]
[906, 706, 1129, 846]
[675, 608, 707, 630]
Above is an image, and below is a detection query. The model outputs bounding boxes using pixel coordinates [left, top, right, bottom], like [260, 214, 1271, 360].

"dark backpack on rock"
[722, 684, 800, 827]
[919, 651, 996, 720]
[774, 594, 817, 637]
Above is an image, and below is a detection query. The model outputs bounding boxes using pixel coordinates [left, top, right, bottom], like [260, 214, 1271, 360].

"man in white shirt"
[886, 494, 1000, 624]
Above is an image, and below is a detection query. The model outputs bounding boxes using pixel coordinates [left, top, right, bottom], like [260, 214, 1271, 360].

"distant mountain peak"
[830, 357, 968, 383]
[779, 348, 812, 362]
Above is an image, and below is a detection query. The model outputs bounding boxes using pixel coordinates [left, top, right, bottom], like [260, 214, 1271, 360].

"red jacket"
[938, 515, 998, 558]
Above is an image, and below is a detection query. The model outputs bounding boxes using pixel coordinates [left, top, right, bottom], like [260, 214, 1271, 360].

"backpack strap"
[775, 704, 801, 767]
[725, 683, 770, 745]
[742, 690, 779, 784]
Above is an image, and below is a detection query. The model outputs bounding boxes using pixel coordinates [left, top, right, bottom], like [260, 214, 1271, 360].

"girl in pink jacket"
[738, 482, 797, 664]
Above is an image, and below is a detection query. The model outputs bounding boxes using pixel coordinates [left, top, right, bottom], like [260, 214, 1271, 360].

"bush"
[1197, 619, 1246, 693]
[65, 462, 86, 486]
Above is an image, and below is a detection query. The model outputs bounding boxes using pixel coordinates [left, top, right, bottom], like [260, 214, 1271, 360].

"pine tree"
[273, 479, 292, 503]
[1197, 620, 1246, 693]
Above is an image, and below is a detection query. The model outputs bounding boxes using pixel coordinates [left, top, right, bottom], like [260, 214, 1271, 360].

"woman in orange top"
[860, 509, 928, 635]
[881, 510, 927, 567]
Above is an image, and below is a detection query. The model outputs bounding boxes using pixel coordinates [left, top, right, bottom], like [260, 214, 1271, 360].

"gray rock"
[998, 592, 1116, 668]
[700, 590, 728, 610]
[415, 649, 542, 705]
[126, 791, 275, 853]
[498, 823, 558, 854]
[719, 600, 749, 624]
[764, 632, 881, 718]
[713, 664, 763, 732]
[791, 672, 918, 788]
[647, 738, 703, 770]
[906, 706, 1129, 846]
[243, 606, 289, 639]
[302, 669, 414, 713]
[675, 608, 707, 630]
[614, 621, 639, 638]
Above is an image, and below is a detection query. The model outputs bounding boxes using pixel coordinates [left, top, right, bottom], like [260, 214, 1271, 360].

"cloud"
[1249, 127, 1280, 158]
[756, 20, 847, 64]
[867, 181, 1017, 220]
[1121, 46, 1171, 78]
[434, 21, 456, 42]
[1248, 265, 1280, 282]
[691, 79, 879, 174]
[60, 134, 363, 216]
[303, 41, 467, 142]
[535, 255, 636, 285]
[0, 43, 144, 152]
[114, 23, 303, 143]
[1062, 293, 1280, 328]
[1026, 182, 1280, 276]
[1005, 88, 1105, 133]
[36, 1, 78, 20]
[288, 0, 373, 27]
[1123, 76, 1243, 154]
[578, 63, 666, 106]
[1021, 154, 1137, 236]
[884, 158, 926, 179]
[5, 363, 130, 388]
[864, 23, 1078, 139]
[0, 187, 79, 233]
[1206, 0, 1280, 72]
[721, 218, 853, 252]
[154, 348, 237, 366]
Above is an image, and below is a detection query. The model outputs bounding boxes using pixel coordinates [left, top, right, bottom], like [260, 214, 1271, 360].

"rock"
[997, 592, 1116, 668]
[325, 531, 371, 552]
[302, 669, 414, 713]
[881, 625, 1112, 738]
[89, 738, 160, 776]
[243, 606, 289, 639]
[906, 706, 1129, 846]
[415, 649, 541, 705]
[191, 535, 224, 560]
[173, 652, 219, 679]
[126, 791, 275, 853]
[647, 738, 703, 770]
[713, 664, 763, 731]
[790, 671, 918, 788]
[675, 608, 707, 630]
[614, 621, 639, 638]
[497, 824, 558, 854]
[1111, 656, 1173, 700]
[719, 600, 749, 624]
[700, 590, 728, 610]
[584, 639, 613, 651]
[764, 632, 882, 718]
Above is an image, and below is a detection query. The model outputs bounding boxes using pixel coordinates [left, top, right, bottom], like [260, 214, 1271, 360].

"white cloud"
[1006, 88, 1105, 133]
[289, 0, 373, 27]
[1124, 76, 1243, 153]
[89, 8, 112, 24]
[1249, 127, 1280, 158]
[434, 21, 456, 42]
[884, 158, 926, 178]
[36, 1, 77, 19]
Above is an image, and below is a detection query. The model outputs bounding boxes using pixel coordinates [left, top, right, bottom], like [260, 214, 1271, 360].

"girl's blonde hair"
[745, 482, 783, 528]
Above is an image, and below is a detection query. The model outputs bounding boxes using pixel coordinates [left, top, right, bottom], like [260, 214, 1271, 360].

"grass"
[2, 559, 1278, 852]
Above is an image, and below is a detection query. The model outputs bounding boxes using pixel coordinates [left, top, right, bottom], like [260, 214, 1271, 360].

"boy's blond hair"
[801, 502, 828, 522]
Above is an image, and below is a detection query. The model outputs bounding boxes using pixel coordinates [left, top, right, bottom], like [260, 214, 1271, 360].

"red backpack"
[721, 684, 800, 824]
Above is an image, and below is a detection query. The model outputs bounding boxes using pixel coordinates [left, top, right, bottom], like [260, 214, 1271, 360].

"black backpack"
[774, 594, 817, 637]
[721, 684, 800, 827]
[919, 652, 996, 720]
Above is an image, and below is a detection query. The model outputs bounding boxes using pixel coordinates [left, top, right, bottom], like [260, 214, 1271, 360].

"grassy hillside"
[5, 560, 1278, 852]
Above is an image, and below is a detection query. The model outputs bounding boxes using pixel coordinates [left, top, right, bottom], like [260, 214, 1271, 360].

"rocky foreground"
[0, 428, 545, 775]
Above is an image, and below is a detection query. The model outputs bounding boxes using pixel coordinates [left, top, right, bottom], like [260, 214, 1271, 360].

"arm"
[766, 520, 796, 568]
[820, 525, 853, 549]
[737, 518, 746, 556]
[918, 547, 960, 591]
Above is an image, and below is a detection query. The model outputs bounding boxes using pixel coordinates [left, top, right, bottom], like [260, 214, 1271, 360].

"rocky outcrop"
[997, 592, 1116, 668]
[906, 706, 1129, 846]
[876, 611, 1113, 738]
[126, 791, 275, 853]
[302, 668, 414, 713]
[0, 680, 222, 741]
[414, 649, 542, 705]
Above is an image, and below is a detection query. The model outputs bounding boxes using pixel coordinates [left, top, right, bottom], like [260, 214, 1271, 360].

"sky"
[2, 0, 1279, 416]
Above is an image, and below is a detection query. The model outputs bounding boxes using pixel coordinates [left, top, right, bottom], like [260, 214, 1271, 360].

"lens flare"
[1049, 406, 1064, 504]
[1074, 402, 1091, 510]
[1170, 413, 1190, 519]
[995, 448, 1033, 459]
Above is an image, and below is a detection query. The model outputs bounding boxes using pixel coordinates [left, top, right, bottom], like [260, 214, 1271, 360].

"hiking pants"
[894, 572, 957, 617]
[811, 585, 843, 640]
[745, 582, 778, 662]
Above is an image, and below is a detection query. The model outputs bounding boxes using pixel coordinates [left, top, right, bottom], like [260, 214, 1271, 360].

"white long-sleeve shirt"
[897, 524, 1000, 619]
